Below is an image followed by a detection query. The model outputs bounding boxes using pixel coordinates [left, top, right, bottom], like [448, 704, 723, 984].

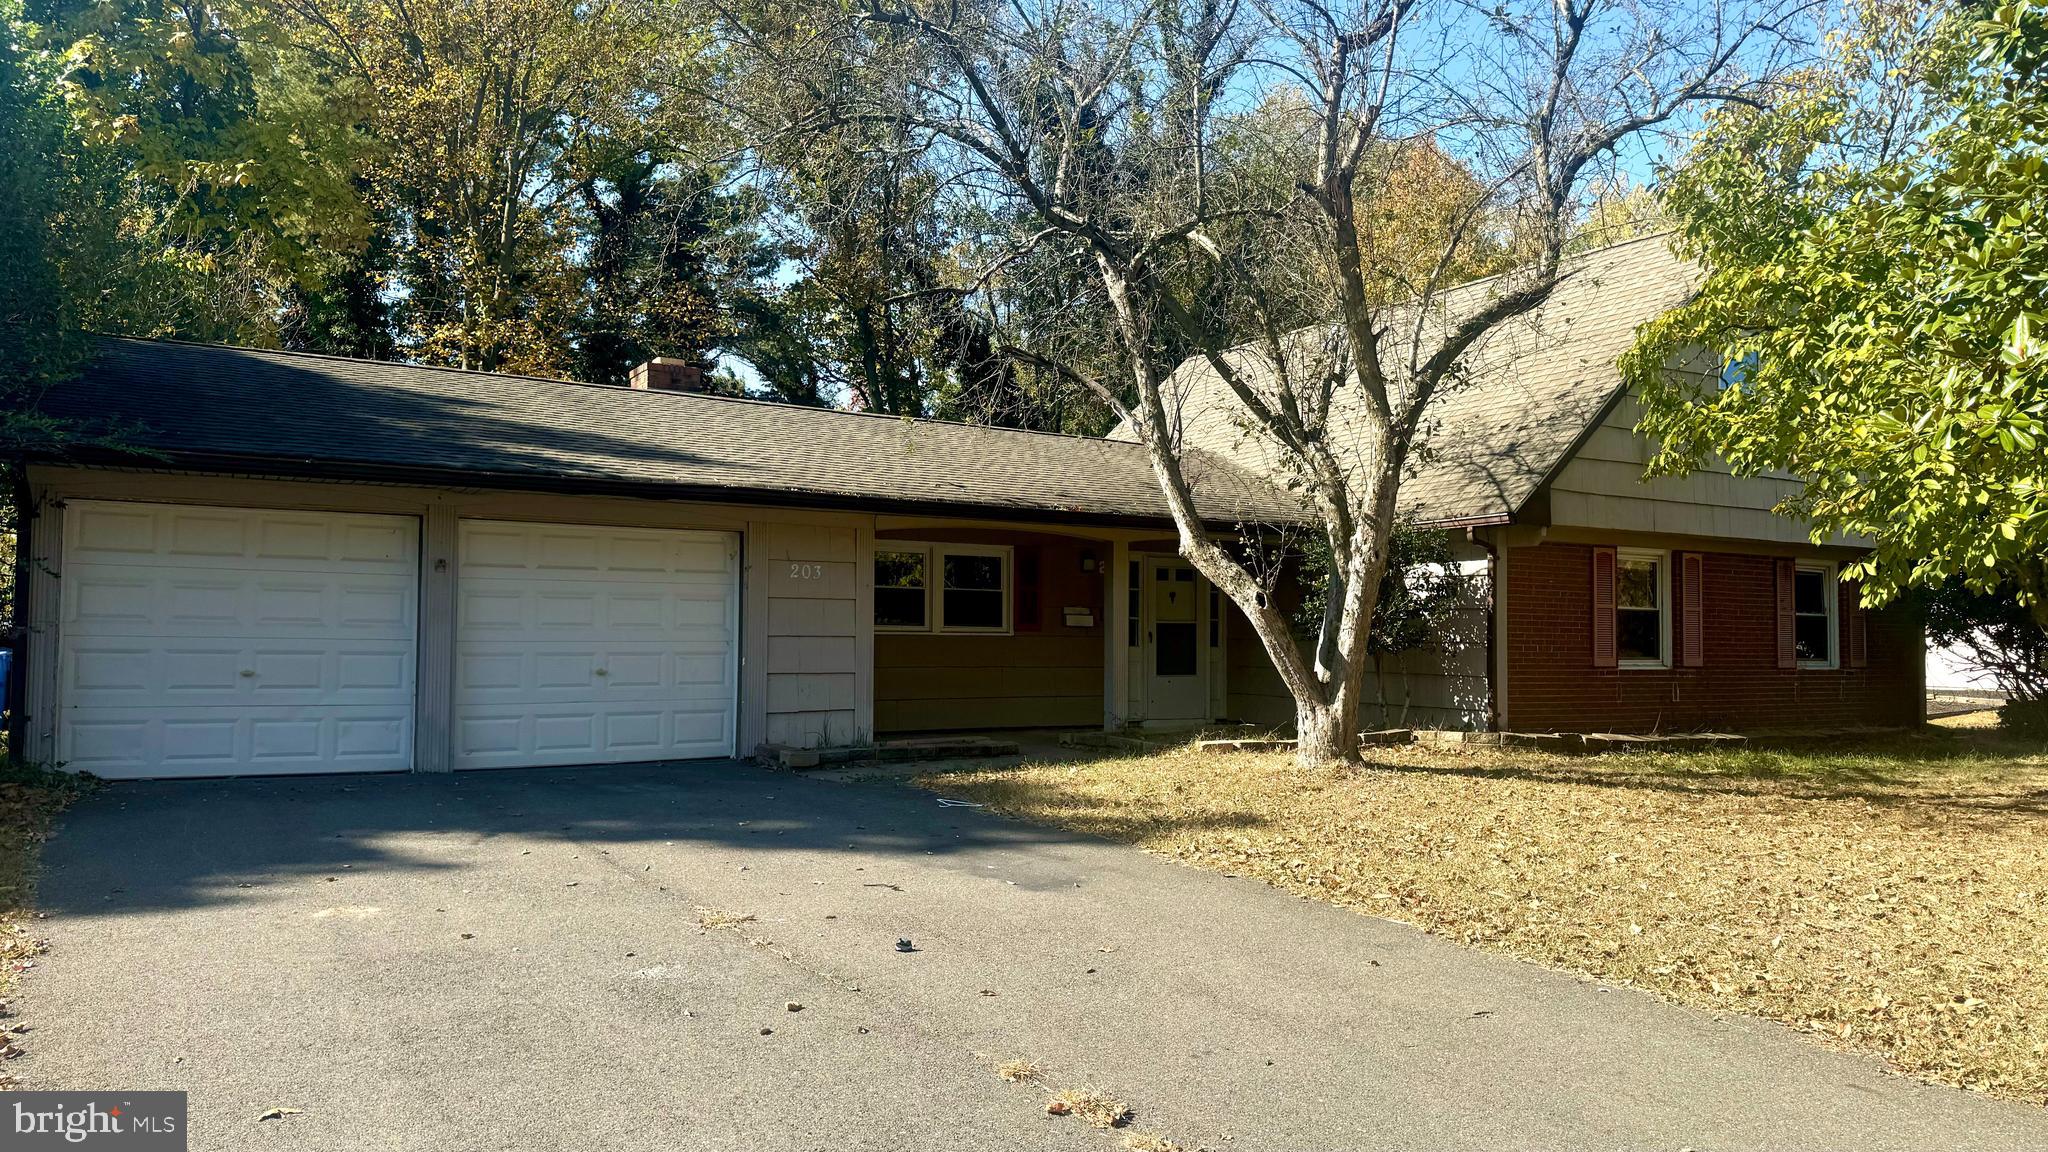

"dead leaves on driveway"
[694, 908, 757, 930]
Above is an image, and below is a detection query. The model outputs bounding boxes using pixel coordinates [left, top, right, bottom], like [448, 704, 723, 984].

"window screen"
[1616, 555, 1663, 663]
[1794, 567, 1831, 662]
[874, 550, 927, 629]
[941, 552, 1006, 630]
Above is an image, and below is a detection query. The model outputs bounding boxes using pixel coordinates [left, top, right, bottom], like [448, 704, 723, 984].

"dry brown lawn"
[0, 767, 91, 958]
[919, 719, 2048, 1104]
[0, 762, 94, 1083]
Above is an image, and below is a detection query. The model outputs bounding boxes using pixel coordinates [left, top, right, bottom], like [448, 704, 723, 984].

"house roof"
[30, 338, 1300, 528]
[1113, 233, 1701, 525]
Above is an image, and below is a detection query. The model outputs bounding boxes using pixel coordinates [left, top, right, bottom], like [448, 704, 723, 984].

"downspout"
[1469, 526, 1501, 733]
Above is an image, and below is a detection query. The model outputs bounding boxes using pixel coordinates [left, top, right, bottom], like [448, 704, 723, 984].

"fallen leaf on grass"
[919, 733, 2048, 1105]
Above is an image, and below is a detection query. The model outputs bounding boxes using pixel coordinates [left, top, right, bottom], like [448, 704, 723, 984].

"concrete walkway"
[18, 760, 2048, 1151]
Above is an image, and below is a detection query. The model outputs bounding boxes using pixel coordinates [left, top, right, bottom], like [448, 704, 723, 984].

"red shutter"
[1014, 546, 1042, 632]
[1774, 558, 1797, 670]
[1591, 546, 1617, 668]
[1679, 552, 1705, 668]
[1844, 580, 1868, 669]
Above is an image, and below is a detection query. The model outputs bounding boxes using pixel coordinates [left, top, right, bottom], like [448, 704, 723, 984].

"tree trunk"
[1295, 697, 1361, 768]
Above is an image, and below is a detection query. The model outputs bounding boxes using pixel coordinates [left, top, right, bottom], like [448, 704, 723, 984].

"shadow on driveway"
[41, 759, 1090, 920]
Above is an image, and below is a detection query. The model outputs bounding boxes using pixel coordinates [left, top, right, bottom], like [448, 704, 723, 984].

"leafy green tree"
[1626, 1, 2048, 634]
[3, 1, 135, 644]
[33, 0, 371, 342]
[568, 143, 782, 387]
[0, 6, 85, 435]
[767, 123, 959, 415]
[0, 21, 63, 638]
[21, 0, 783, 376]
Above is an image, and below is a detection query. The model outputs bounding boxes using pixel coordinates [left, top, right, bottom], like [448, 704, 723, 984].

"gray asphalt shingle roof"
[1114, 233, 1700, 525]
[36, 236, 1688, 529]
[34, 338, 1300, 527]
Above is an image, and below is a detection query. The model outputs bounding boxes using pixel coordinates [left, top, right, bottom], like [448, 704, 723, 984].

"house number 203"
[788, 563, 826, 580]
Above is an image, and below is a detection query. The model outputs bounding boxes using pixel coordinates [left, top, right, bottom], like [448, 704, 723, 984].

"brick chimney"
[628, 357, 708, 393]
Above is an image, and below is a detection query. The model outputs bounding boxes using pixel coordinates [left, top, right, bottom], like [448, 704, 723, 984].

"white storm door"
[1142, 556, 1209, 723]
[58, 501, 420, 779]
[452, 520, 739, 769]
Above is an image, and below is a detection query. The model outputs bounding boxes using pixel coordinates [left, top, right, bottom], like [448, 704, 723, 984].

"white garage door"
[59, 501, 420, 779]
[453, 520, 739, 769]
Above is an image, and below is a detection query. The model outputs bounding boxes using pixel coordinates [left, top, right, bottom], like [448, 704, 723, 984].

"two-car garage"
[54, 501, 740, 779]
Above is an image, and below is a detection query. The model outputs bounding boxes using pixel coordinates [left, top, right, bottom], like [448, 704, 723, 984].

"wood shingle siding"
[1546, 394, 1852, 545]
[875, 634, 1103, 731]
[757, 523, 863, 749]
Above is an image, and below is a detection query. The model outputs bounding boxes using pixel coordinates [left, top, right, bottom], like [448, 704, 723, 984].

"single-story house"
[8, 234, 1922, 779]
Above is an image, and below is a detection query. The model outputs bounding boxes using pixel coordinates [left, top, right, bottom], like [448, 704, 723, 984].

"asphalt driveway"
[17, 760, 2048, 1151]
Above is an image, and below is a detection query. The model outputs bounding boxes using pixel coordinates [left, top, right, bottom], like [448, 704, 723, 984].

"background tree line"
[0, 0, 1179, 427]
[5, 0, 1630, 431]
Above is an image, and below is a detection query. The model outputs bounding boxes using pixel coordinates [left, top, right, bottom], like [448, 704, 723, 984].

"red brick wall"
[1505, 542, 1921, 733]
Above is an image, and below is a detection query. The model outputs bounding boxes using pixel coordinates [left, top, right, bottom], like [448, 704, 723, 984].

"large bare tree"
[747, 0, 1815, 763]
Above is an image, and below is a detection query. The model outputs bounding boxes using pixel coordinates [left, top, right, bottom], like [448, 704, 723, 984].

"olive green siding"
[873, 530, 1106, 733]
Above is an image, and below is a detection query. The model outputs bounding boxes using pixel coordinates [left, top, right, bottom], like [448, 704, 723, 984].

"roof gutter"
[23, 448, 1270, 534]
[1413, 511, 1515, 530]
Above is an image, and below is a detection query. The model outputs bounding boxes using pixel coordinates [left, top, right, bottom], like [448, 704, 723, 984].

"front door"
[1142, 556, 1208, 724]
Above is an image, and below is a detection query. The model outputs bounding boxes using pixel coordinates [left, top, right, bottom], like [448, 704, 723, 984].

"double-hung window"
[1616, 549, 1669, 667]
[1793, 563, 1837, 667]
[939, 550, 1008, 631]
[872, 544, 1012, 634]
[874, 549, 930, 630]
